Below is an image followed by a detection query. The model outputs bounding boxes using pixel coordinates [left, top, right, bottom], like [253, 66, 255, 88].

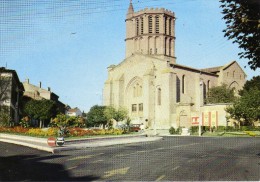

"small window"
[149, 48, 152, 55]
[132, 104, 137, 112]
[140, 17, 144, 34]
[182, 75, 185, 94]
[136, 18, 139, 35]
[233, 71, 235, 78]
[165, 17, 167, 34]
[169, 18, 172, 36]
[158, 88, 161, 105]
[155, 16, 159, 33]
[149, 16, 153, 33]
[139, 103, 143, 112]
[227, 72, 229, 77]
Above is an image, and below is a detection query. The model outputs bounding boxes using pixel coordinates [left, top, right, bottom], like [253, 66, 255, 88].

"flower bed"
[0, 126, 124, 137]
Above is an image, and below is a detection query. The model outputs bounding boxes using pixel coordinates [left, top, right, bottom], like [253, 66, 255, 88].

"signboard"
[47, 137, 56, 147]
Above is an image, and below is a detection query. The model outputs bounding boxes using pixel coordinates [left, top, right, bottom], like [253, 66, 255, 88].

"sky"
[0, 0, 259, 112]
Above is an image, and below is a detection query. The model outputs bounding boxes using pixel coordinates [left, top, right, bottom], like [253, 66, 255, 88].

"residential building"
[22, 79, 66, 114]
[66, 107, 82, 117]
[0, 67, 24, 124]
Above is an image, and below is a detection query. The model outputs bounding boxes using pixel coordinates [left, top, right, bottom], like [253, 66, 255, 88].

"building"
[22, 79, 66, 114]
[66, 107, 82, 117]
[0, 67, 24, 124]
[103, 2, 246, 131]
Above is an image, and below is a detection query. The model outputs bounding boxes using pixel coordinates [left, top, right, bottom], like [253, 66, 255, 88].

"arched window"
[136, 18, 139, 35]
[133, 86, 136, 97]
[139, 85, 142, 97]
[169, 18, 172, 36]
[165, 37, 167, 55]
[140, 17, 144, 34]
[227, 72, 229, 77]
[169, 38, 172, 56]
[158, 88, 161, 105]
[165, 16, 167, 34]
[155, 16, 159, 33]
[182, 75, 185, 94]
[233, 71, 235, 78]
[133, 83, 142, 97]
[149, 16, 153, 33]
[176, 76, 180, 102]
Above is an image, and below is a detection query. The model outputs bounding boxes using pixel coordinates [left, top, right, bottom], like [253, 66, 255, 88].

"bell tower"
[125, 1, 176, 63]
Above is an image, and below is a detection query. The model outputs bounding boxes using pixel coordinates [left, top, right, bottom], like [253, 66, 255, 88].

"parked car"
[130, 124, 141, 132]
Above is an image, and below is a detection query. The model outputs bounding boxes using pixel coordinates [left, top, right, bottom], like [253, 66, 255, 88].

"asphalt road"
[1, 136, 260, 181]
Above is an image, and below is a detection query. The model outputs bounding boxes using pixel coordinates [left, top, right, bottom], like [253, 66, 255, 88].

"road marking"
[103, 167, 130, 178]
[173, 166, 180, 170]
[66, 166, 78, 170]
[169, 143, 200, 149]
[67, 153, 104, 161]
[187, 159, 195, 163]
[200, 154, 207, 158]
[115, 148, 164, 157]
[92, 160, 104, 163]
[156, 175, 165, 181]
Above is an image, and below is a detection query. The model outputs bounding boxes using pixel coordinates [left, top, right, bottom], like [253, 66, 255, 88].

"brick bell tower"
[125, 0, 176, 63]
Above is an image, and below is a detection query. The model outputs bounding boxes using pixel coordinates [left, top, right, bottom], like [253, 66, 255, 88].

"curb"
[0, 138, 54, 153]
[0, 134, 162, 154]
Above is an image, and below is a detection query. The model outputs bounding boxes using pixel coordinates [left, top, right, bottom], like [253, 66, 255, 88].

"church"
[103, 2, 246, 131]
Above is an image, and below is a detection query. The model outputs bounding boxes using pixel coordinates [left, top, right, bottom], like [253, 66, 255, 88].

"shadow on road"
[0, 154, 100, 181]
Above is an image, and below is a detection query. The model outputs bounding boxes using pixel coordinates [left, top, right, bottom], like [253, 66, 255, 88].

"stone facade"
[0, 67, 24, 124]
[22, 79, 66, 114]
[103, 2, 246, 130]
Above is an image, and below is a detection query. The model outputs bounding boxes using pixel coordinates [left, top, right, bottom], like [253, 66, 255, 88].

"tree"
[104, 106, 128, 128]
[226, 87, 260, 126]
[86, 105, 107, 128]
[239, 75, 260, 95]
[220, 0, 260, 70]
[24, 99, 56, 128]
[0, 71, 11, 126]
[206, 84, 236, 104]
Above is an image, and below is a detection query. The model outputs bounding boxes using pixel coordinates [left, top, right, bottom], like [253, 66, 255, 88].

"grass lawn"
[201, 131, 260, 137]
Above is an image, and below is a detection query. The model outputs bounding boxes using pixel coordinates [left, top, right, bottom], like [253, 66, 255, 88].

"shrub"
[240, 126, 259, 131]
[216, 126, 226, 132]
[19, 117, 31, 128]
[244, 131, 256, 137]
[190, 126, 198, 133]
[0, 107, 12, 127]
[49, 114, 86, 128]
[169, 127, 180, 135]
[26, 128, 59, 137]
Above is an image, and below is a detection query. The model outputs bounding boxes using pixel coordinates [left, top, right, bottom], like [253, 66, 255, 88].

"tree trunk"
[39, 120, 42, 128]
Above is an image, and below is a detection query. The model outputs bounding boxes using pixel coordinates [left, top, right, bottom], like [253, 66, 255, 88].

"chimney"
[48, 87, 51, 91]
[39, 82, 41, 88]
[25, 78, 29, 83]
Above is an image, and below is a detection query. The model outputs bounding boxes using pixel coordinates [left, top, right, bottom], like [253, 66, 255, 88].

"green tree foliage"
[0, 106, 11, 127]
[226, 87, 260, 126]
[24, 99, 56, 128]
[239, 76, 260, 95]
[220, 0, 260, 70]
[49, 114, 85, 128]
[0, 74, 11, 109]
[104, 106, 128, 122]
[86, 105, 107, 128]
[206, 84, 236, 104]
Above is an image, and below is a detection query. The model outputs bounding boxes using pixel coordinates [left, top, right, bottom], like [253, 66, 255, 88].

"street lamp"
[198, 80, 203, 136]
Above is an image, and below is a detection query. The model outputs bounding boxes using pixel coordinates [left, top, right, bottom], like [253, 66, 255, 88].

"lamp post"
[198, 80, 203, 136]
